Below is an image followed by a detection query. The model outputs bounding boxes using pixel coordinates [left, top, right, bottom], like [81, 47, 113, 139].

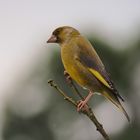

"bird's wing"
[76, 37, 124, 101]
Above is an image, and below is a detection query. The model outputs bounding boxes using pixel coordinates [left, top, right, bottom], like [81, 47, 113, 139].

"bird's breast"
[61, 45, 93, 88]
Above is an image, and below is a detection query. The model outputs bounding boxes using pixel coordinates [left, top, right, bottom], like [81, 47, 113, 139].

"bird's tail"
[103, 91, 130, 122]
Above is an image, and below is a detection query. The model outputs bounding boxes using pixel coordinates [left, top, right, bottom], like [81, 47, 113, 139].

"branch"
[48, 79, 110, 140]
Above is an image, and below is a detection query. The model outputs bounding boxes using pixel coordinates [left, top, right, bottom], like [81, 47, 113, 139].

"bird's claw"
[64, 71, 72, 84]
[77, 100, 89, 112]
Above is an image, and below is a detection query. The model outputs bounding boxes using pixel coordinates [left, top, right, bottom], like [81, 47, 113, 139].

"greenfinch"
[47, 26, 130, 122]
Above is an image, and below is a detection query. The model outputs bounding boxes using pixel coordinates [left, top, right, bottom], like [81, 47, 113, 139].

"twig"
[69, 81, 109, 139]
[70, 81, 84, 100]
[48, 79, 110, 140]
[48, 79, 77, 106]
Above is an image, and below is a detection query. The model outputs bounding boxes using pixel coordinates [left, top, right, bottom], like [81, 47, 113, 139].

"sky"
[0, 0, 140, 139]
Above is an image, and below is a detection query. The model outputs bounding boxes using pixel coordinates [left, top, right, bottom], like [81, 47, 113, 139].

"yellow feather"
[88, 68, 111, 89]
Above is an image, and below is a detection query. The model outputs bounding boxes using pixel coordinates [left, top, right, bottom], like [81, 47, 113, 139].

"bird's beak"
[47, 35, 57, 43]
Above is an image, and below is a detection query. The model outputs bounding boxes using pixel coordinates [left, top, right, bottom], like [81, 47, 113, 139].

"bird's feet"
[77, 91, 93, 112]
[64, 70, 72, 84]
[77, 100, 89, 112]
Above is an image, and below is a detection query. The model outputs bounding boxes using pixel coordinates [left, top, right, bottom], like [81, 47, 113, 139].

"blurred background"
[0, 0, 140, 140]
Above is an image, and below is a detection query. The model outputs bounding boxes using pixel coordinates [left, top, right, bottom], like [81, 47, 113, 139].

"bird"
[47, 26, 130, 122]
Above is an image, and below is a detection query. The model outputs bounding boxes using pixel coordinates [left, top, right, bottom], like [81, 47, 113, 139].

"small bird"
[47, 26, 130, 122]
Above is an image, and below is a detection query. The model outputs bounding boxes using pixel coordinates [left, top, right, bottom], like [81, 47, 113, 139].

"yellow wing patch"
[88, 68, 111, 89]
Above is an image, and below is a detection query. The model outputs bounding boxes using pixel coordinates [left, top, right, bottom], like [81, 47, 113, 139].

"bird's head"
[47, 26, 80, 44]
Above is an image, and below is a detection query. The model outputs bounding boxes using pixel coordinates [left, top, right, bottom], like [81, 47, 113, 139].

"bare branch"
[48, 79, 110, 140]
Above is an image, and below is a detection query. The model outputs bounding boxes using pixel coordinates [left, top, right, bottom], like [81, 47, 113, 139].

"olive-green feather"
[76, 37, 124, 101]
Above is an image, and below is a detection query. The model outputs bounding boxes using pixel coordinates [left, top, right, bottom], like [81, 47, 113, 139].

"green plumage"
[47, 26, 130, 122]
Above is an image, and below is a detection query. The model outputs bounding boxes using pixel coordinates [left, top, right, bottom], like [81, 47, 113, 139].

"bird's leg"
[64, 70, 72, 84]
[77, 91, 93, 112]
